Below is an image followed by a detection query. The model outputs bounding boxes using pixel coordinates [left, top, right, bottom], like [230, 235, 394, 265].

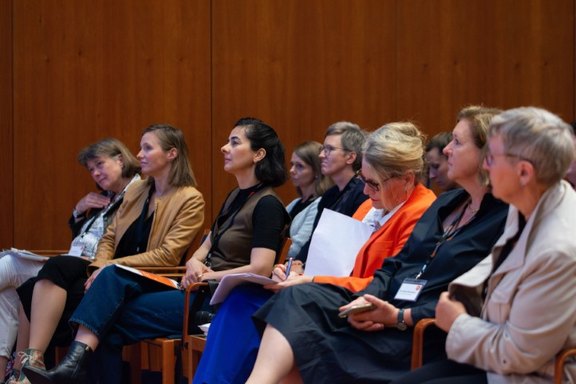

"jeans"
[70, 266, 205, 384]
[0, 252, 45, 358]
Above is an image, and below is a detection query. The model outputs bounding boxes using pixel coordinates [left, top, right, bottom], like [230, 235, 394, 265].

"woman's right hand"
[75, 192, 111, 215]
[182, 258, 212, 289]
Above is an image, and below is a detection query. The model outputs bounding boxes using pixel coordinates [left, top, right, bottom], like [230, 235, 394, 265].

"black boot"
[23, 341, 92, 384]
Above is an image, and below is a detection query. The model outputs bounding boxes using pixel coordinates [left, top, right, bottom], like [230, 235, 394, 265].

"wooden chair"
[181, 238, 294, 382]
[136, 230, 209, 384]
[411, 318, 576, 383]
[277, 238, 292, 265]
[554, 347, 576, 384]
[182, 282, 210, 383]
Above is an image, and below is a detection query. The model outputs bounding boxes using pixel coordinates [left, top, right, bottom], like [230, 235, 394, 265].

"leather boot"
[23, 342, 92, 384]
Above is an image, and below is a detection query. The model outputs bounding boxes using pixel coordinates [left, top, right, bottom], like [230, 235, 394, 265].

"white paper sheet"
[304, 209, 372, 277]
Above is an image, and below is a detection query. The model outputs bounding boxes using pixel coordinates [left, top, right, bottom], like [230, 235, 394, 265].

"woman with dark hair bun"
[25, 118, 290, 384]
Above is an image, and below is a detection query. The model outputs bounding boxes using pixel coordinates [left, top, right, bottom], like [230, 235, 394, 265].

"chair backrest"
[277, 238, 292, 265]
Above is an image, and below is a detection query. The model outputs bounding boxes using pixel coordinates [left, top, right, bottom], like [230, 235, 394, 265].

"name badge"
[68, 238, 85, 257]
[394, 278, 427, 302]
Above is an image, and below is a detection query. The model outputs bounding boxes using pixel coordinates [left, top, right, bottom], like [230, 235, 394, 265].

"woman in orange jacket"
[194, 121, 436, 383]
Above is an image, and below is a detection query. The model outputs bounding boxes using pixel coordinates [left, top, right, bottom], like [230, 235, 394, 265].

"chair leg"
[123, 343, 142, 384]
[161, 339, 180, 384]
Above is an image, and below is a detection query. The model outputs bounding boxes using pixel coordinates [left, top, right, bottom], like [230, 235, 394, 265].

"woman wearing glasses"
[246, 106, 509, 384]
[393, 107, 576, 384]
[193, 122, 438, 383]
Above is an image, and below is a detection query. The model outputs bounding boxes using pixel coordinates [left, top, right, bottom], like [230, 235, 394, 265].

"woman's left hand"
[347, 294, 397, 332]
[435, 291, 466, 332]
[181, 259, 213, 289]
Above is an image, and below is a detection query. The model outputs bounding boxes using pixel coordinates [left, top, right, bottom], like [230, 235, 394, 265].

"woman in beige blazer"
[394, 107, 576, 384]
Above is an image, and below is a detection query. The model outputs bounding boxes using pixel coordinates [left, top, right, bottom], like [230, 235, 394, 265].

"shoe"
[6, 349, 45, 384]
[23, 342, 91, 384]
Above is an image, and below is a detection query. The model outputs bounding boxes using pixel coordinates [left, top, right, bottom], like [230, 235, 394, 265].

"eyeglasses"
[359, 172, 395, 192]
[485, 151, 532, 167]
[319, 145, 347, 156]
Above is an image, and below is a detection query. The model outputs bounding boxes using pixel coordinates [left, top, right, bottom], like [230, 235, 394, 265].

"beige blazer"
[447, 181, 576, 384]
[90, 179, 205, 269]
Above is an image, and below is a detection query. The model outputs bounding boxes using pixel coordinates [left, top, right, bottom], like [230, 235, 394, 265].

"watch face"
[396, 322, 408, 331]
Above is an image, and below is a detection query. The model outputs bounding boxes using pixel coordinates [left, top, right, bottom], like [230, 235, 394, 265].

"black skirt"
[253, 283, 445, 384]
[17, 255, 90, 345]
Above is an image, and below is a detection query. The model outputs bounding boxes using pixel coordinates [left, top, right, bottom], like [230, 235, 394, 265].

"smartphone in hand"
[338, 303, 375, 318]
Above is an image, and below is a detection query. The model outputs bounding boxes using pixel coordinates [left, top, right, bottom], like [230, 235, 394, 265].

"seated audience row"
[194, 121, 438, 383]
[245, 105, 510, 384]
[24, 118, 290, 384]
[393, 107, 576, 383]
[7, 107, 575, 384]
[0, 138, 141, 382]
[8, 124, 206, 384]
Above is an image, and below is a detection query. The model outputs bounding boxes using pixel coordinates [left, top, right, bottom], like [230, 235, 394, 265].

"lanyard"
[415, 199, 473, 279]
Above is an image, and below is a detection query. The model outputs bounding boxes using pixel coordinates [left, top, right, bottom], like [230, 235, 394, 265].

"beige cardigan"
[90, 179, 205, 269]
[447, 181, 576, 384]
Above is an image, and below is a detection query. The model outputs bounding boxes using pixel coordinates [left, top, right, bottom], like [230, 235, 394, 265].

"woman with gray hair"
[247, 106, 510, 384]
[394, 107, 576, 384]
[0, 138, 140, 384]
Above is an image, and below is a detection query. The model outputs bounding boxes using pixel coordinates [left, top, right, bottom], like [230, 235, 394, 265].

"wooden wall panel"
[12, 0, 211, 249]
[4, 0, 576, 250]
[395, 0, 575, 135]
[211, 0, 398, 212]
[0, 1, 14, 247]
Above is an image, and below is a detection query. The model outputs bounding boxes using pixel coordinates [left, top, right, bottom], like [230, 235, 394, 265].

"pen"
[284, 257, 294, 280]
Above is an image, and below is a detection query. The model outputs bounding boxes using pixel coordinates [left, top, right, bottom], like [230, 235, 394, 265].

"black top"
[358, 188, 509, 323]
[253, 188, 509, 383]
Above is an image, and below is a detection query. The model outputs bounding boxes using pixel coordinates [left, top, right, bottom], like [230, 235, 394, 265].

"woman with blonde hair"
[193, 121, 439, 383]
[246, 106, 509, 384]
[15, 124, 205, 384]
[394, 107, 576, 384]
[25, 118, 290, 384]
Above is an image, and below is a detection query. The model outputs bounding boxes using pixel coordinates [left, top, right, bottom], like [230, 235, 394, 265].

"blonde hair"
[457, 105, 502, 185]
[363, 122, 426, 184]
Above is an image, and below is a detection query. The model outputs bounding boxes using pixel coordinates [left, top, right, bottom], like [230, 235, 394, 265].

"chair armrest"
[411, 318, 438, 370]
[140, 266, 187, 275]
[554, 347, 576, 384]
[182, 282, 209, 339]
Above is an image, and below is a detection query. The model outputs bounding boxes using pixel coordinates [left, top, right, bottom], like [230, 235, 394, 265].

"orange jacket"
[313, 183, 436, 292]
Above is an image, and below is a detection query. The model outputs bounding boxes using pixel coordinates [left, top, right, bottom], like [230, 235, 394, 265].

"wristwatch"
[396, 308, 408, 331]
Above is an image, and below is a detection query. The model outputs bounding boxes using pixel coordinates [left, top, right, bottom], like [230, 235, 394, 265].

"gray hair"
[489, 107, 575, 186]
[325, 121, 366, 171]
[363, 122, 426, 183]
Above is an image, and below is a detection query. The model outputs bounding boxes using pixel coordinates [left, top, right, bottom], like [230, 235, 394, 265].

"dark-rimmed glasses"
[359, 172, 395, 192]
